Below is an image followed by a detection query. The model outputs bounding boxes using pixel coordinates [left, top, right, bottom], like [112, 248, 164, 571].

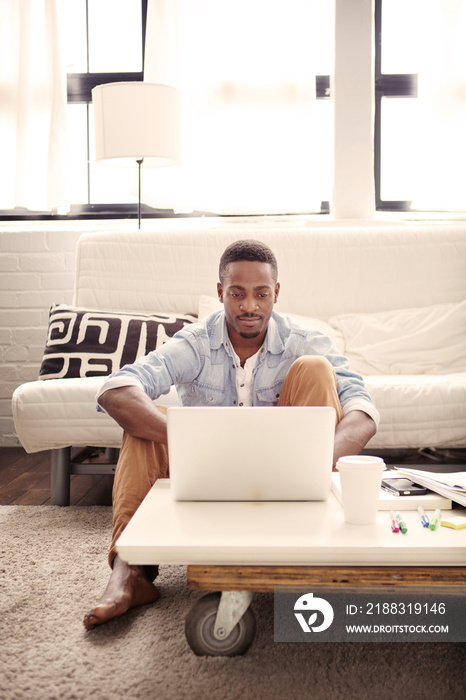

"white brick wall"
[0, 221, 131, 447]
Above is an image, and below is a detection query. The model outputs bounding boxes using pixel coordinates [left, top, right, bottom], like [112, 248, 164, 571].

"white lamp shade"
[92, 82, 181, 167]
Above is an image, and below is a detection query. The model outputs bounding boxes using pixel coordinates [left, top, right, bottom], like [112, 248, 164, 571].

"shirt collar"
[209, 310, 285, 356]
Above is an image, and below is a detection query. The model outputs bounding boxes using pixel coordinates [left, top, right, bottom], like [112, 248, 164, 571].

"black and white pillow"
[39, 303, 197, 380]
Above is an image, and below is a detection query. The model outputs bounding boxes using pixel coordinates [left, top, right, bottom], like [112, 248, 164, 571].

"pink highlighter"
[390, 510, 400, 533]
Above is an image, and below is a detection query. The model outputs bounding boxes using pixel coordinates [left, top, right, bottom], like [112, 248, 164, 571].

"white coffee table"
[116, 480, 466, 655]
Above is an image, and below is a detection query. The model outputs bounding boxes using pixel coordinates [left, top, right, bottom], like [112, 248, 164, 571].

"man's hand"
[333, 410, 377, 468]
[98, 385, 168, 444]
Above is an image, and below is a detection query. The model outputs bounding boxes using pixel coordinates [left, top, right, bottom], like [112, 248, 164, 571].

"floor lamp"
[92, 82, 181, 228]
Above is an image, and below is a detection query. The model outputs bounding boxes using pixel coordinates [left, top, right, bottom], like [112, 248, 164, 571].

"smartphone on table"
[381, 477, 427, 496]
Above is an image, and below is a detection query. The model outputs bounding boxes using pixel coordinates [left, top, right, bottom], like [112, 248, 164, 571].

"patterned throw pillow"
[39, 303, 197, 379]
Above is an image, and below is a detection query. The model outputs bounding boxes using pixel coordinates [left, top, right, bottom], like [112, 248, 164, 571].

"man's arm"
[333, 410, 377, 468]
[98, 385, 168, 444]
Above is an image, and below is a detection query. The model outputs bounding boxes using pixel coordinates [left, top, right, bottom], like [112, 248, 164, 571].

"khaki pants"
[109, 355, 343, 566]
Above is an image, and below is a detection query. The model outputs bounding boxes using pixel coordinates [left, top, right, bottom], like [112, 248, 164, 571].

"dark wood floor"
[0, 447, 114, 506]
[2, 446, 465, 508]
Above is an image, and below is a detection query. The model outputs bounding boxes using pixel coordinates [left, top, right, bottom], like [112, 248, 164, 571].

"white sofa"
[12, 221, 466, 504]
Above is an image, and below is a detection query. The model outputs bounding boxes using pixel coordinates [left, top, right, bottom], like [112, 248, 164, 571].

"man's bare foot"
[83, 555, 160, 630]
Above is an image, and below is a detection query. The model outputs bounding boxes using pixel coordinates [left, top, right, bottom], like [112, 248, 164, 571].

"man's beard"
[239, 331, 261, 339]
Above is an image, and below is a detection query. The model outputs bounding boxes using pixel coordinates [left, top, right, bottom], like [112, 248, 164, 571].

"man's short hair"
[219, 239, 278, 283]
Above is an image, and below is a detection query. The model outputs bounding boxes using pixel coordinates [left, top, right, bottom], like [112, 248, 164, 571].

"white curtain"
[142, 0, 331, 215]
[0, 0, 69, 212]
[411, 0, 466, 211]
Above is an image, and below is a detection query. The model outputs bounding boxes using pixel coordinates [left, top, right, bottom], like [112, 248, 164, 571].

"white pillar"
[332, 0, 375, 219]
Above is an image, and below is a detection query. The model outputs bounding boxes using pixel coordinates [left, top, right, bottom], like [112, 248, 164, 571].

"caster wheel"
[185, 592, 256, 656]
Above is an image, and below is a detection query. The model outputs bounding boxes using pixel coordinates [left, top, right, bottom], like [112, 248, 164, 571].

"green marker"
[396, 511, 408, 534]
[429, 509, 441, 531]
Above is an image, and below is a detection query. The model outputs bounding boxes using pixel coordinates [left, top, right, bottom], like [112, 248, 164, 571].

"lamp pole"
[136, 158, 143, 229]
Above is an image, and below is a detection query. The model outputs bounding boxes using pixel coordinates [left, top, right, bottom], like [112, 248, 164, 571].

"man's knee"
[288, 355, 335, 383]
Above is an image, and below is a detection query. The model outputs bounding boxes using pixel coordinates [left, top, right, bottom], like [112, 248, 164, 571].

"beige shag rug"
[0, 505, 464, 700]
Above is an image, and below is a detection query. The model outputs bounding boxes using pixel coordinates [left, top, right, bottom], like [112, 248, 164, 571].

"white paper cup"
[336, 455, 385, 525]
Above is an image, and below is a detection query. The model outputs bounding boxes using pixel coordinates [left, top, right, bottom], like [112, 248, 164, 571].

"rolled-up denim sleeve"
[96, 375, 145, 412]
[95, 332, 202, 411]
[342, 397, 380, 428]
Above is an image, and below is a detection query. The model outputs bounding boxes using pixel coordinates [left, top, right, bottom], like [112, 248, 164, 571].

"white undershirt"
[232, 347, 263, 407]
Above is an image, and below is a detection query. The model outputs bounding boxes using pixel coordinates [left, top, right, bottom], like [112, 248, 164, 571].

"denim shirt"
[98, 310, 378, 422]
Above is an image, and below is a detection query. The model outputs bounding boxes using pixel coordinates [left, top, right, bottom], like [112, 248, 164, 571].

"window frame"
[0, 0, 156, 222]
[374, 0, 418, 212]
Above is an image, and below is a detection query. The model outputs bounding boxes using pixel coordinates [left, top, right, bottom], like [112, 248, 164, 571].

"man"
[83, 239, 378, 630]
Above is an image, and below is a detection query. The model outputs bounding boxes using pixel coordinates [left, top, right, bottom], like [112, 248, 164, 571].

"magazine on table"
[393, 467, 466, 508]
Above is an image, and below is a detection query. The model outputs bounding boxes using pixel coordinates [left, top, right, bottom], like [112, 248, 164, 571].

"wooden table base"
[187, 565, 466, 592]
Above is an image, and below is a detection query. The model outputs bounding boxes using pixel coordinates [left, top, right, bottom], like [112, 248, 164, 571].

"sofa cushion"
[12, 377, 181, 453]
[13, 371, 466, 453]
[329, 300, 466, 376]
[39, 304, 197, 380]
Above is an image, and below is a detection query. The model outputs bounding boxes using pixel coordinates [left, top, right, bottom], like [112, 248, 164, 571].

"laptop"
[167, 406, 335, 501]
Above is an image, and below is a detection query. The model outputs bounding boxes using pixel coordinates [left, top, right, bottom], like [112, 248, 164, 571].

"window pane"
[382, 0, 423, 74]
[66, 104, 89, 204]
[88, 106, 138, 203]
[88, 0, 142, 73]
[380, 97, 418, 202]
[310, 0, 334, 75]
[313, 100, 333, 203]
[62, 0, 88, 72]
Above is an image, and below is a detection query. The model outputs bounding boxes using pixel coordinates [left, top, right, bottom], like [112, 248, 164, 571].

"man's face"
[217, 260, 280, 344]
